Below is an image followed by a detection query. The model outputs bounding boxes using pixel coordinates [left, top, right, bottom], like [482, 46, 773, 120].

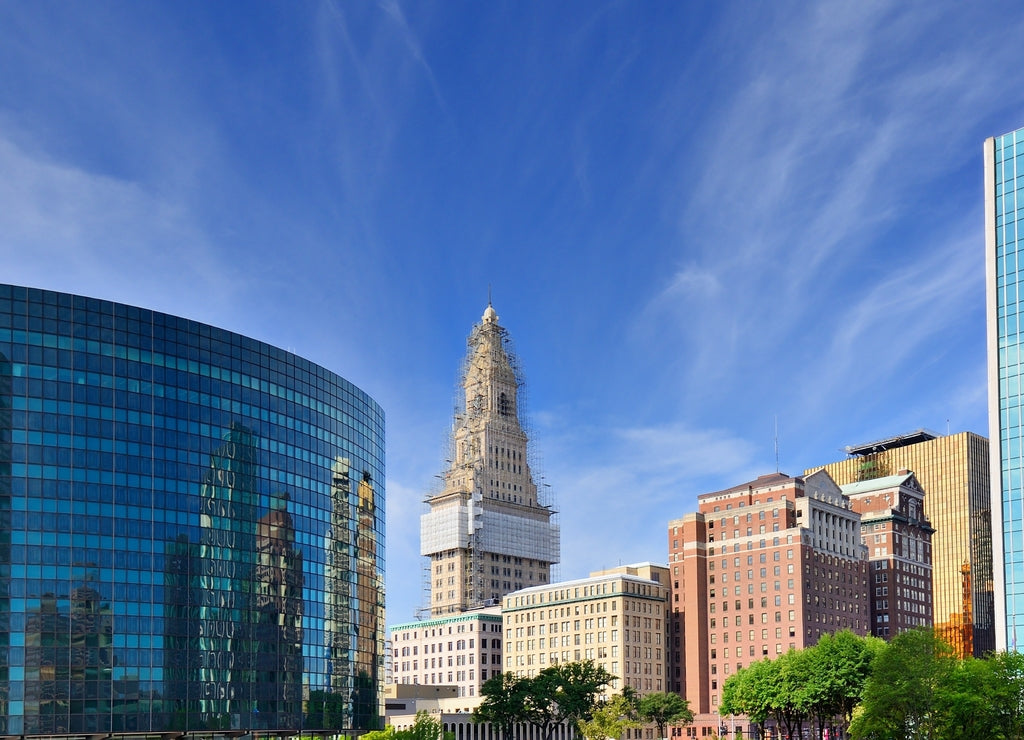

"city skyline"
[1, 2, 1023, 624]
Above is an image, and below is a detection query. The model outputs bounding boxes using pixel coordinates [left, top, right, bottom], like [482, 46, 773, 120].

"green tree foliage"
[773, 648, 814, 738]
[720, 629, 1024, 740]
[578, 694, 641, 740]
[637, 692, 693, 738]
[988, 650, 1024, 739]
[474, 662, 615, 740]
[719, 651, 811, 738]
[805, 630, 882, 738]
[474, 671, 531, 740]
[370, 711, 453, 740]
[930, 656, 998, 739]
[522, 661, 617, 740]
[849, 628, 956, 740]
[721, 631, 879, 740]
[720, 658, 773, 733]
[363, 726, 398, 740]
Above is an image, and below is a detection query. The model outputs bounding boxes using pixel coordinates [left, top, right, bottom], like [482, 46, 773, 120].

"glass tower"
[0, 285, 385, 736]
[988, 126, 1024, 651]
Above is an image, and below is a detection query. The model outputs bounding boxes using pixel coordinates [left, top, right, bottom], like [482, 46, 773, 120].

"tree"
[804, 630, 881, 739]
[720, 652, 811, 739]
[474, 672, 531, 740]
[988, 650, 1024, 739]
[475, 662, 614, 740]
[637, 692, 693, 738]
[578, 695, 641, 740]
[363, 726, 398, 740]
[720, 659, 773, 736]
[521, 661, 616, 740]
[930, 656, 997, 739]
[849, 628, 955, 740]
[371, 712, 454, 740]
[770, 648, 813, 740]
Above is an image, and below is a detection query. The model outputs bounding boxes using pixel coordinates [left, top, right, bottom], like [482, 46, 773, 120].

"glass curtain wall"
[0, 285, 385, 736]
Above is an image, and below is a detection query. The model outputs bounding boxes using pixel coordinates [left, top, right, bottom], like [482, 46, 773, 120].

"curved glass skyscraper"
[0, 285, 385, 736]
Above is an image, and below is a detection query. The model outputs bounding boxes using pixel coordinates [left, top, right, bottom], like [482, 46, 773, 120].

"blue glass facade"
[0, 285, 385, 735]
[988, 127, 1024, 651]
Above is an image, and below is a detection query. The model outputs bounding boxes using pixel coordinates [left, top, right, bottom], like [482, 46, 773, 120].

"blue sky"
[1, 1, 1023, 625]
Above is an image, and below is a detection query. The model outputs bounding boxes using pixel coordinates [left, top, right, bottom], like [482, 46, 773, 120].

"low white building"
[389, 606, 503, 704]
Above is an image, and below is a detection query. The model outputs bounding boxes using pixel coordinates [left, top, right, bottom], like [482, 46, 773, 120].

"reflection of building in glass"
[808, 430, 994, 657]
[196, 423, 258, 727]
[353, 471, 382, 728]
[163, 535, 194, 729]
[421, 303, 559, 616]
[324, 460, 383, 729]
[0, 284, 385, 737]
[196, 423, 258, 726]
[253, 493, 304, 728]
[326, 458, 354, 701]
[23, 580, 114, 735]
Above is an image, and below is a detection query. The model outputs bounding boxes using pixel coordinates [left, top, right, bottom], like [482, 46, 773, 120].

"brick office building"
[667, 471, 869, 736]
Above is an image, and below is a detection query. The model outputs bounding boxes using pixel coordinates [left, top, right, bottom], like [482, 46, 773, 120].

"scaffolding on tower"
[418, 304, 560, 617]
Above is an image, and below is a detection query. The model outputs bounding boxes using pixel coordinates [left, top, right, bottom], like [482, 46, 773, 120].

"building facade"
[500, 565, 670, 696]
[988, 126, 1024, 652]
[0, 285, 386, 737]
[420, 303, 559, 616]
[389, 607, 503, 702]
[841, 472, 934, 638]
[807, 430, 994, 656]
[668, 471, 868, 737]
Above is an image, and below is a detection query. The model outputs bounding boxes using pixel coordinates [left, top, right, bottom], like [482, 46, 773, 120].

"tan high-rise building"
[668, 471, 869, 737]
[500, 564, 670, 697]
[420, 303, 559, 616]
[807, 430, 994, 657]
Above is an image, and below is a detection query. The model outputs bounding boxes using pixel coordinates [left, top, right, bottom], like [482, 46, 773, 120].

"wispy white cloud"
[799, 222, 982, 413]
[375, 0, 448, 115]
[0, 130, 240, 320]
[634, 0, 1015, 421]
[538, 419, 765, 579]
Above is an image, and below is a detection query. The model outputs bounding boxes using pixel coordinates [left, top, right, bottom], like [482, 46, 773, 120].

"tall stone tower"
[420, 302, 559, 615]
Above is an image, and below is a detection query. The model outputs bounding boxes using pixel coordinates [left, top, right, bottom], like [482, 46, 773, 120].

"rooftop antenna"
[774, 415, 780, 473]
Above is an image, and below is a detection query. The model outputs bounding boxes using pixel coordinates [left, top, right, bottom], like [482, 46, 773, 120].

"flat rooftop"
[845, 429, 939, 456]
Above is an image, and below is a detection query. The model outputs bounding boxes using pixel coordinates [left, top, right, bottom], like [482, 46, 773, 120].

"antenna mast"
[774, 415, 779, 473]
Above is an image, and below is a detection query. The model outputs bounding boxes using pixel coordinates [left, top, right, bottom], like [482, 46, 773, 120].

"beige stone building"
[668, 471, 869, 737]
[807, 430, 994, 656]
[500, 564, 671, 696]
[420, 303, 559, 616]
